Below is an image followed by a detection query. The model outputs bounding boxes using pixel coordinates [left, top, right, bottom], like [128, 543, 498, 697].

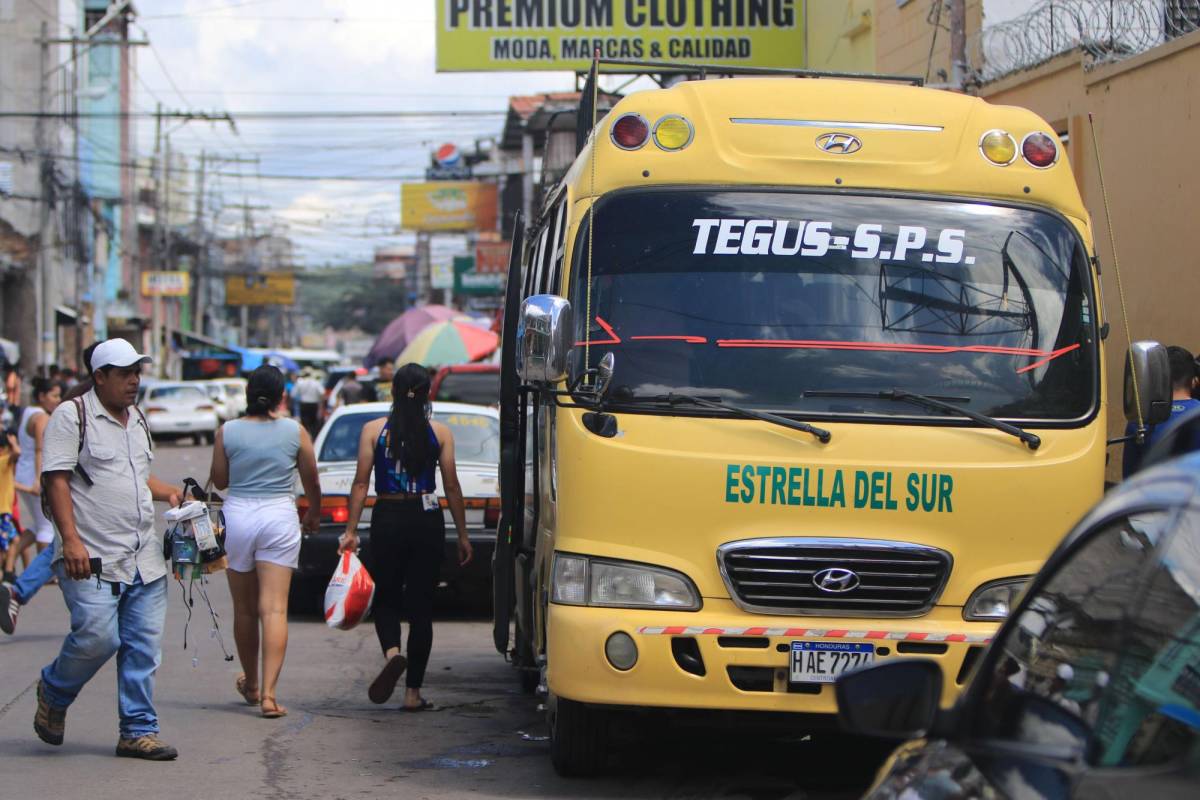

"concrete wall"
[874, 0, 983, 82]
[980, 29, 1200, 477]
[806, 0, 876, 72]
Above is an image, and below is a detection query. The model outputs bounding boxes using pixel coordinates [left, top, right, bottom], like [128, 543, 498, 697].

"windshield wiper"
[806, 389, 1040, 450]
[611, 388, 831, 443]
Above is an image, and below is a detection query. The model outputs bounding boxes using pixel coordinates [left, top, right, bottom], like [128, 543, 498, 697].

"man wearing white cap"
[34, 338, 183, 760]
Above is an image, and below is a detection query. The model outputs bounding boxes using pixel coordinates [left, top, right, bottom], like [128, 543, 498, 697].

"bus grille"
[718, 539, 951, 617]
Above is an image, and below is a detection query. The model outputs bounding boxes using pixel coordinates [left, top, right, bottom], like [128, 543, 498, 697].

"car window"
[1091, 506, 1200, 767]
[435, 372, 499, 406]
[224, 385, 240, 398]
[149, 386, 207, 403]
[204, 385, 222, 399]
[972, 505, 1200, 770]
[319, 411, 384, 462]
[437, 412, 499, 464]
[318, 410, 498, 465]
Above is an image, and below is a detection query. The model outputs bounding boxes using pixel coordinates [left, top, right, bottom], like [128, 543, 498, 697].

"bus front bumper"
[546, 600, 997, 714]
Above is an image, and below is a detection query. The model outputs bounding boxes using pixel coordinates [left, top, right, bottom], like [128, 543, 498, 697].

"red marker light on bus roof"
[1021, 132, 1058, 168]
[611, 113, 650, 150]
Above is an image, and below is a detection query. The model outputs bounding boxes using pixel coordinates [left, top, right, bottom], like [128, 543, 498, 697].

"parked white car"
[198, 381, 233, 422]
[213, 378, 248, 418]
[296, 401, 500, 592]
[137, 380, 219, 443]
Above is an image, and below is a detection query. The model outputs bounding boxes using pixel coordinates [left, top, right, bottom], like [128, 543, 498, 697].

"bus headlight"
[551, 553, 701, 610]
[963, 577, 1030, 621]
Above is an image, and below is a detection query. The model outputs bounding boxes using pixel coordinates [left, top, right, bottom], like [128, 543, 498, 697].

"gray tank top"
[15, 406, 44, 486]
[222, 417, 301, 498]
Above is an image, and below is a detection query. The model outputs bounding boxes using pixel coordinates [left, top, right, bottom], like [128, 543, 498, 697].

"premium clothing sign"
[436, 0, 805, 71]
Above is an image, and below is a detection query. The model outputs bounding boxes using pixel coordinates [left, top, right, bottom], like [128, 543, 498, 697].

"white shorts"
[222, 495, 302, 572]
[17, 490, 55, 544]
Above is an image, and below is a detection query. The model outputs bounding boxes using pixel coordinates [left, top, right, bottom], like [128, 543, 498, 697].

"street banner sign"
[141, 270, 191, 297]
[431, 258, 456, 290]
[436, 0, 805, 72]
[475, 241, 511, 274]
[455, 255, 506, 295]
[401, 182, 499, 231]
[225, 272, 296, 306]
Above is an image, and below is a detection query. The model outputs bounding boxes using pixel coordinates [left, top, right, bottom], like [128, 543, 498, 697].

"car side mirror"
[516, 294, 573, 385]
[835, 660, 943, 739]
[1124, 341, 1171, 426]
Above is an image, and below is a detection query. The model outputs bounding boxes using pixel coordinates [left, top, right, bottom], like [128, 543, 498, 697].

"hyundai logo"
[812, 567, 861, 593]
[815, 132, 862, 154]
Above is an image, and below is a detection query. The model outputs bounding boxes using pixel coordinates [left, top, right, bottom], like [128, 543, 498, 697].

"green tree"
[297, 266, 409, 334]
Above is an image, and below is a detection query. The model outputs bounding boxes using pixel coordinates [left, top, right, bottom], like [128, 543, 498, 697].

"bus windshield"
[569, 189, 1097, 422]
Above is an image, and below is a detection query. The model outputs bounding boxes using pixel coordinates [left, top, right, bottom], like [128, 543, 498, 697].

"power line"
[0, 110, 504, 120]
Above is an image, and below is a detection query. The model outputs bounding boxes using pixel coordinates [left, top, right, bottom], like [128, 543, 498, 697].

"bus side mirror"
[1124, 341, 1172, 426]
[516, 295, 573, 385]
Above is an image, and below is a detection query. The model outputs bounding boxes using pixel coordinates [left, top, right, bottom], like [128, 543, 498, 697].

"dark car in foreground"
[836, 443, 1200, 799]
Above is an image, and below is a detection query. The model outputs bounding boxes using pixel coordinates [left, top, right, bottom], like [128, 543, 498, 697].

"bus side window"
[529, 225, 549, 298]
[522, 231, 541, 298]
[548, 201, 567, 296]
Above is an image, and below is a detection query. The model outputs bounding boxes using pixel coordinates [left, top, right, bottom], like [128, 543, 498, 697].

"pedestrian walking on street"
[339, 363, 471, 711]
[34, 338, 183, 760]
[4, 377, 63, 578]
[294, 368, 324, 438]
[207, 365, 321, 719]
[0, 430, 35, 627]
[0, 345, 99, 635]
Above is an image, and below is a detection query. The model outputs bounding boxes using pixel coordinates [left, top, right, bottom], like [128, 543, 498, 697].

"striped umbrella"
[396, 320, 500, 367]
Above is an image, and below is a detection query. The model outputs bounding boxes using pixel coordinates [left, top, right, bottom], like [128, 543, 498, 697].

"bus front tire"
[549, 696, 608, 777]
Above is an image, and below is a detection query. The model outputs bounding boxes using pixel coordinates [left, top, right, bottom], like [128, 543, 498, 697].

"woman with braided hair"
[340, 362, 471, 711]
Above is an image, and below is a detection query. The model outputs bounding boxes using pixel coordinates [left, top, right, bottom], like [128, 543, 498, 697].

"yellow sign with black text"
[436, 0, 805, 72]
[224, 273, 295, 306]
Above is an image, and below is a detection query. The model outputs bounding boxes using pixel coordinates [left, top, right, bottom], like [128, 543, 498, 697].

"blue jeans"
[13, 542, 55, 604]
[40, 565, 168, 738]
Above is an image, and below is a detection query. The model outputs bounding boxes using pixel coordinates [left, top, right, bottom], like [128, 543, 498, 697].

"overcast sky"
[132, 0, 586, 267]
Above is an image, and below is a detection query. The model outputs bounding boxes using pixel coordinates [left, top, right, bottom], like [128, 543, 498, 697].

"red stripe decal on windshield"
[630, 335, 707, 344]
[576, 316, 621, 347]
[1014, 343, 1081, 374]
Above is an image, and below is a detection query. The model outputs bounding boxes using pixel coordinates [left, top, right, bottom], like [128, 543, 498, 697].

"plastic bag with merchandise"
[324, 550, 375, 630]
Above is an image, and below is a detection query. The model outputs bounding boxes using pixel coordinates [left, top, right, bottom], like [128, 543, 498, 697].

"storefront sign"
[475, 241, 512, 274]
[225, 273, 295, 306]
[141, 271, 191, 297]
[401, 182, 499, 231]
[455, 255, 506, 295]
[436, 0, 805, 72]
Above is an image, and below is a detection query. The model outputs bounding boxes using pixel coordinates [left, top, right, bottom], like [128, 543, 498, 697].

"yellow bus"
[492, 64, 1150, 776]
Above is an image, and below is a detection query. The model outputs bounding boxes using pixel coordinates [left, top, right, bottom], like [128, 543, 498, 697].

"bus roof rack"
[588, 57, 924, 87]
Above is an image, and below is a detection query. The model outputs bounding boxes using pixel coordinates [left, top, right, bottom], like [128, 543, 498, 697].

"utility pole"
[225, 200, 269, 346]
[152, 103, 166, 374]
[193, 150, 207, 336]
[950, 0, 968, 91]
[35, 21, 51, 372]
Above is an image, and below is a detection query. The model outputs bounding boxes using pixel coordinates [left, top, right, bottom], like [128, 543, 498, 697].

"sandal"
[368, 654, 408, 705]
[401, 698, 434, 712]
[235, 674, 260, 706]
[261, 699, 288, 719]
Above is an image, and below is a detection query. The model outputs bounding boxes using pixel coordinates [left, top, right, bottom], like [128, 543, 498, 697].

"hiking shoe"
[0, 582, 18, 635]
[116, 734, 178, 761]
[33, 680, 65, 745]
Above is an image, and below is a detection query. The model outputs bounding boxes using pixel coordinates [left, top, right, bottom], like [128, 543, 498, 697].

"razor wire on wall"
[970, 0, 1200, 83]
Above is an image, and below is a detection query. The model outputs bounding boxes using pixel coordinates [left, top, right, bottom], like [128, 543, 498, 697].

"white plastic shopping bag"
[324, 551, 375, 630]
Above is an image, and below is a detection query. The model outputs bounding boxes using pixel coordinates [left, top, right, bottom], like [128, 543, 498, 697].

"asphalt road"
[0, 439, 891, 799]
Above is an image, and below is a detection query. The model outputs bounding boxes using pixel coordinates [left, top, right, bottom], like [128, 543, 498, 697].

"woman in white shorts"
[4, 377, 62, 579]
[208, 365, 320, 718]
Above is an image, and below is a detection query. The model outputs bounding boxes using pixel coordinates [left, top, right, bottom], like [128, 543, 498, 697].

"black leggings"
[368, 498, 444, 688]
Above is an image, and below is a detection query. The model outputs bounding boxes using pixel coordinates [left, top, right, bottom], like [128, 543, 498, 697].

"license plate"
[789, 641, 875, 684]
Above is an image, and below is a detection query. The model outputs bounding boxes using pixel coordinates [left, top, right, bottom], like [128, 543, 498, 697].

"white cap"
[90, 338, 152, 372]
[1056, 663, 1075, 681]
